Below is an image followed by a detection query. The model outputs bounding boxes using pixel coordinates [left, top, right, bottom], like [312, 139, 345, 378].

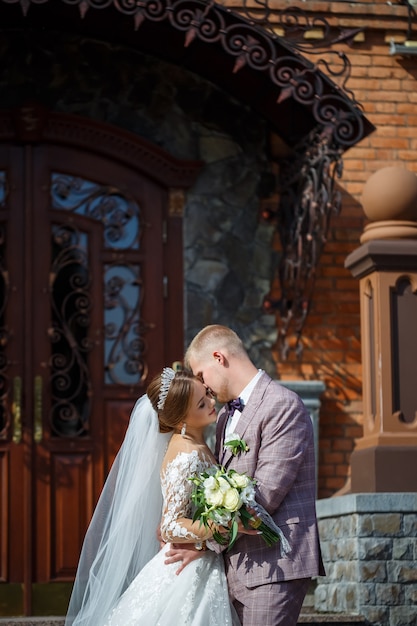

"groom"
[166, 324, 324, 626]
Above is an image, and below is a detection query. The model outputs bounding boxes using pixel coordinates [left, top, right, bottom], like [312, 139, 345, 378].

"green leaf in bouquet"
[213, 529, 228, 545]
[239, 506, 252, 529]
[228, 520, 239, 550]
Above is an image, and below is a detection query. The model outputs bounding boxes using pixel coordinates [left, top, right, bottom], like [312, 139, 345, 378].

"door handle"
[34, 375, 43, 444]
[12, 376, 22, 444]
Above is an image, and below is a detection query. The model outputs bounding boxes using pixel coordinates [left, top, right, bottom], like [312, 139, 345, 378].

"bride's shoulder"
[162, 443, 212, 476]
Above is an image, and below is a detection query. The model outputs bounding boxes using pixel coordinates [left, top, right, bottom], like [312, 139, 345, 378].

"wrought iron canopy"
[0, 0, 374, 150]
[0, 0, 376, 359]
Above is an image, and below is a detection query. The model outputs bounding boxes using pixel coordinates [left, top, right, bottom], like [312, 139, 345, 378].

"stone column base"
[315, 493, 417, 626]
[350, 446, 417, 492]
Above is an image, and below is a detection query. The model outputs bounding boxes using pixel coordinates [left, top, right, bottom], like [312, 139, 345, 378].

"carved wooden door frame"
[0, 106, 201, 615]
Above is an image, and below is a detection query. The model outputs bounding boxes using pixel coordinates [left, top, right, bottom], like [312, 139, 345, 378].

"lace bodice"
[104, 447, 240, 625]
[160, 449, 213, 543]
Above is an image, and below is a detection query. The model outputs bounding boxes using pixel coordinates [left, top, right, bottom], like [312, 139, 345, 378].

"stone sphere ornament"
[361, 166, 417, 222]
[360, 167, 417, 242]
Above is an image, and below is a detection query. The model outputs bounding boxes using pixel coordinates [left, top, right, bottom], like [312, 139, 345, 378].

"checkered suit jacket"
[215, 372, 325, 587]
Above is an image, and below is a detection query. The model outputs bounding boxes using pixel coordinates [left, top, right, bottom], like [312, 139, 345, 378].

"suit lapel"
[221, 373, 271, 467]
[221, 406, 252, 468]
[216, 407, 229, 464]
[235, 373, 270, 439]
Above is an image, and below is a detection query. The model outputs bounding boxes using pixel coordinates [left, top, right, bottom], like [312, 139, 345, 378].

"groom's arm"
[253, 388, 313, 514]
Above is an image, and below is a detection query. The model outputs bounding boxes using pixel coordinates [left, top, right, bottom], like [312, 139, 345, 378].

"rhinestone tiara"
[157, 367, 176, 410]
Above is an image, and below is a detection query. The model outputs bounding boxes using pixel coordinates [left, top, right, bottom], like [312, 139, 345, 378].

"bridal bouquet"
[189, 466, 289, 551]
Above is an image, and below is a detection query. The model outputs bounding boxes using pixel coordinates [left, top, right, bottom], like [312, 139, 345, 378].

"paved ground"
[0, 613, 367, 626]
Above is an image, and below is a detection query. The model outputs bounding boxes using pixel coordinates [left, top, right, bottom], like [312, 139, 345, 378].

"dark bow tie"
[226, 398, 244, 417]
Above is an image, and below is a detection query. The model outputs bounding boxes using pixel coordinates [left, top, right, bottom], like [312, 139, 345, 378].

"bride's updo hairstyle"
[147, 369, 196, 433]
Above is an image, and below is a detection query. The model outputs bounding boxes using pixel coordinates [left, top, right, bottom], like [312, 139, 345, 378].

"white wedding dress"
[103, 449, 240, 626]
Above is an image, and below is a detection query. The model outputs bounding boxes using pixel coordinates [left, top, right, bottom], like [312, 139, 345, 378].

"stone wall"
[315, 493, 417, 626]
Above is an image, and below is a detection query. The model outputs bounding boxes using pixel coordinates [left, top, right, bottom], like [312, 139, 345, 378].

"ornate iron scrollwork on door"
[51, 174, 141, 250]
[49, 221, 92, 437]
[104, 263, 147, 386]
[49, 173, 145, 436]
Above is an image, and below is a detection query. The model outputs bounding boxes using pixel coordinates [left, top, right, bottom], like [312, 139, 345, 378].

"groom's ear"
[213, 351, 227, 366]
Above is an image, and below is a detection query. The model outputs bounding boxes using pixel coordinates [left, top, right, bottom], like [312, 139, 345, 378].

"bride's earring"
[181, 423, 187, 438]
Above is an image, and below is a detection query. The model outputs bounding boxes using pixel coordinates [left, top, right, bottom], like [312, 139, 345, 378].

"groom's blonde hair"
[185, 325, 246, 367]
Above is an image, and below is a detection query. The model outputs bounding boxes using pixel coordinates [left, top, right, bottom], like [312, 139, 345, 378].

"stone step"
[298, 614, 366, 624]
[0, 614, 367, 626]
[0, 620, 64, 626]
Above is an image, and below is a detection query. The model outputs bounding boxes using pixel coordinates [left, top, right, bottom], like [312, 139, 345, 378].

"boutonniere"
[224, 432, 249, 456]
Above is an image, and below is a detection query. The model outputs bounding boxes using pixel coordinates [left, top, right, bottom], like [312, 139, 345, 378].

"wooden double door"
[0, 126, 187, 615]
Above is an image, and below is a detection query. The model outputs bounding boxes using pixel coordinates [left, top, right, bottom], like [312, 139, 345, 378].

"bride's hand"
[164, 543, 202, 576]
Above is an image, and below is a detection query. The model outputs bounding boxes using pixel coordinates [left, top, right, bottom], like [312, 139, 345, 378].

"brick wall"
[241, 0, 416, 497]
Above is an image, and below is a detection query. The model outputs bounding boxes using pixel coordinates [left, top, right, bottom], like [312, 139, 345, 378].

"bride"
[65, 367, 240, 626]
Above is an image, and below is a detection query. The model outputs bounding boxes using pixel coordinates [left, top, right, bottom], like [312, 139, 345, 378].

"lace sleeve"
[160, 450, 212, 543]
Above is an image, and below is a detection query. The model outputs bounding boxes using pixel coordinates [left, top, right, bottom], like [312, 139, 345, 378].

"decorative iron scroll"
[264, 130, 343, 359]
[104, 264, 147, 385]
[49, 223, 92, 436]
[0, 172, 10, 438]
[51, 173, 145, 396]
[51, 173, 141, 250]
[232, 4, 363, 107]
[9, 0, 368, 148]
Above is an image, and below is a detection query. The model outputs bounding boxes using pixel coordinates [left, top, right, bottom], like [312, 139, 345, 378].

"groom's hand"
[237, 506, 263, 536]
[237, 519, 263, 535]
[164, 543, 202, 576]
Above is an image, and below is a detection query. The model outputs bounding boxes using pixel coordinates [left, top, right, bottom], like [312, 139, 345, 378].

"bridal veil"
[65, 395, 171, 626]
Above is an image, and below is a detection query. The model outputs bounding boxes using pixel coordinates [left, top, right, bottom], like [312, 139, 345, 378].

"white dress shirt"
[224, 369, 263, 438]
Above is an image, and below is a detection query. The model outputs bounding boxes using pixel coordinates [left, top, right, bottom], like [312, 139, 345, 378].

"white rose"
[205, 488, 224, 507]
[223, 488, 242, 512]
[224, 432, 239, 444]
[217, 477, 231, 493]
[232, 473, 250, 489]
[203, 476, 218, 490]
